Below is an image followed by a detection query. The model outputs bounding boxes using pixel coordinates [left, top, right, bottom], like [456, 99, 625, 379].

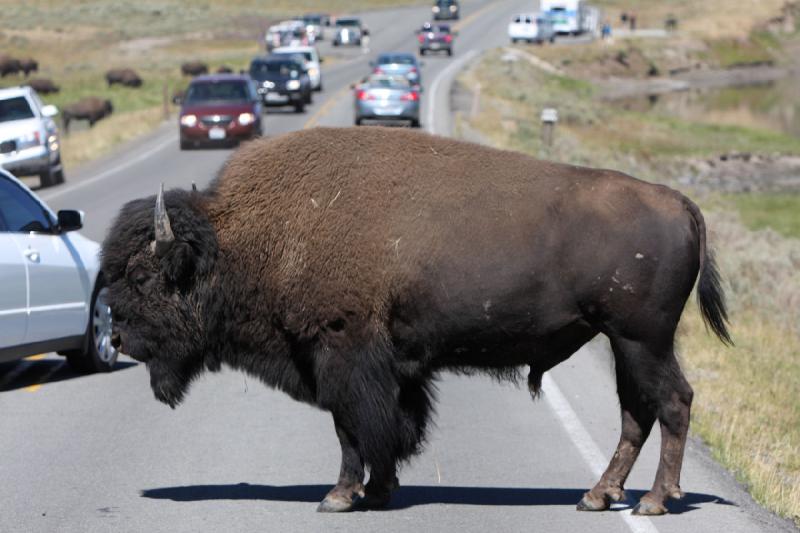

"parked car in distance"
[432, 0, 460, 20]
[354, 74, 420, 127]
[0, 86, 63, 188]
[417, 23, 456, 56]
[0, 168, 117, 372]
[265, 20, 309, 52]
[508, 13, 557, 44]
[272, 45, 324, 91]
[250, 56, 312, 113]
[298, 14, 326, 42]
[178, 74, 262, 150]
[371, 53, 422, 87]
[333, 17, 368, 46]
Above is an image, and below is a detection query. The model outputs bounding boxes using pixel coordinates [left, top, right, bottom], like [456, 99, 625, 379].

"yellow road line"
[25, 354, 46, 361]
[25, 384, 42, 393]
[303, 0, 503, 130]
[24, 361, 66, 393]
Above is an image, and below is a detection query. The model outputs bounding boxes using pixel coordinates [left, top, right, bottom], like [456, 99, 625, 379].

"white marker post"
[541, 107, 558, 149]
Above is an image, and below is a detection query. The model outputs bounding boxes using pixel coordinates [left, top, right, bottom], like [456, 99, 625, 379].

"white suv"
[0, 86, 64, 188]
[272, 45, 324, 91]
[0, 169, 118, 373]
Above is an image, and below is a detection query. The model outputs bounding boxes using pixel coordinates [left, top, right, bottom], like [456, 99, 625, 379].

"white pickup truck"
[508, 13, 557, 44]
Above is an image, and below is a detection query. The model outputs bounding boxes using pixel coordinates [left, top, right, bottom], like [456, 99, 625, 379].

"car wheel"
[355, 118, 363, 126]
[39, 165, 59, 188]
[420, 49, 426, 55]
[180, 139, 192, 150]
[410, 119, 421, 128]
[333, 41, 339, 47]
[295, 103, 305, 113]
[306, 92, 313, 105]
[65, 279, 118, 374]
[315, 83, 323, 92]
[447, 49, 453, 57]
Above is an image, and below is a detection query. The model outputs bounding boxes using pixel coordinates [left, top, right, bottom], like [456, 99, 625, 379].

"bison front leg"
[318, 418, 365, 512]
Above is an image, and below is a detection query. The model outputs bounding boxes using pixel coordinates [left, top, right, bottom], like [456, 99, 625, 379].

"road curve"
[1, 1, 795, 532]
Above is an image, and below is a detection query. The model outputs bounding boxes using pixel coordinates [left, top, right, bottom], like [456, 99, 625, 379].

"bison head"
[102, 185, 218, 408]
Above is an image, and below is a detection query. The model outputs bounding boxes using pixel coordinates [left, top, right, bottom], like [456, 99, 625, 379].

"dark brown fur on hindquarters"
[100, 127, 731, 514]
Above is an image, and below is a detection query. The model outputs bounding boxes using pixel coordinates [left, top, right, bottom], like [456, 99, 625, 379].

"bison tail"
[685, 198, 733, 346]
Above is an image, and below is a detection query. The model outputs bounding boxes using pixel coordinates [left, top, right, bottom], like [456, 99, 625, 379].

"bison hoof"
[317, 495, 354, 513]
[631, 498, 668, 516]
[576, 491, 609, 512]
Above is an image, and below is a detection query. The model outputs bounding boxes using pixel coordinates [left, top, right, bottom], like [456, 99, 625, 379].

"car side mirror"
[363, 28, 370, 36]
[41, 104, 59, 118]
[57, 210, 84, 232]
[172, 95, 183, 105]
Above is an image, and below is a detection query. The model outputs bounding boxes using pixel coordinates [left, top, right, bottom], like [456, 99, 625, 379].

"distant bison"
[216, 65, 233, 74]
[62, 97, 113, 134]
[171, 88, 186, 105]
[0, 55, 22, 77]
[106, 68, 143, 88]
[19, 58, 38, 77]
[103, 127, 731, 516]
[26, 78, 60, 94]
[181, 61, 208, 76]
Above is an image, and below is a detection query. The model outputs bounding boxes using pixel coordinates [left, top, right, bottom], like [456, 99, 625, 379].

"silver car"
[371, 52, 422, 86]
[0, 86, 63, 188]
[354, 75, 420, 127]
[333, 17, 367, 46]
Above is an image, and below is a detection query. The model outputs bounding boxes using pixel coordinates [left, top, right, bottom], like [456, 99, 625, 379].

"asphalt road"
[1, 1, 796, 532]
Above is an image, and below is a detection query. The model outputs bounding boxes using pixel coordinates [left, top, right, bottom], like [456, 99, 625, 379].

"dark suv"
[418, 23, 456, 56]
[432, 0, 460, 20]
[250, 56, 312, 113]
[178, 74, 263, 150]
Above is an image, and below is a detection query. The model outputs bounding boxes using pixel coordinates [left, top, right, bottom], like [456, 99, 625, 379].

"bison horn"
[153, 183, 175, 257]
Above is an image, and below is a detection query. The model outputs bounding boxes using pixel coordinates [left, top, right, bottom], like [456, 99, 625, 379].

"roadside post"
[541, 107, 558, 149]
[163, 82, 170, 120]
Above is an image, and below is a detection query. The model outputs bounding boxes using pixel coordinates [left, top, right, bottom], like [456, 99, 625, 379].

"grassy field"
[459, 48, 800, 526]
[0, 0, 426, 168]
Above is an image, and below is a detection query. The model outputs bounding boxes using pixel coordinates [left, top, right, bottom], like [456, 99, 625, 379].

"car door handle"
[24, 248, 40, 263]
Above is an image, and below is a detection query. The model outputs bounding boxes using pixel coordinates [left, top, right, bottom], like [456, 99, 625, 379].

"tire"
[410, 119, 420, 128]
[447, 49, 453, 57]
[306, 92, 313, 105]
[295, 103, 305, 113]
[64, 279, 119, 374]
[420, 49, 427, 56]
[355, 118, 362, 126]
[315, 83, 323, 92]
[39, 164, 59, 188]
[180, 139, 192, 150]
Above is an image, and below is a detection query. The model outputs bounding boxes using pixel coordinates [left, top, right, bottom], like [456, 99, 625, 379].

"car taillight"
[373, 67, 384, 74]
[401, 91, 419, 102]
[409, 66, 417, 73]
[444, 35, 453, 43]
[418, 34, 425, 43]
[356, 90, 374, 101]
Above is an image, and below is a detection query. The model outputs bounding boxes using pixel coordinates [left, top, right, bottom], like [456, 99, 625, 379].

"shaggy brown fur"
[105, 68, 143, 87]
[19, 58, 38, 77]
[26, 78, 60, 94]
[62, 97, 113, 133]
[0, 55, 21, 77]
[181, 61, 208, 76]
[103, 127, 730, 516]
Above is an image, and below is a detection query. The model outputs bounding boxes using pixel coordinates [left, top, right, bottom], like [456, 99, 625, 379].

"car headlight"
[450, 4, 457, 11]
[308, 67, 318, 77]
[432, 6, 440, 13]
[263, 80, 275, 89]
[16, 131, 42, 150]
[180, 114, 197, 127]
[238, 112, 255, 126]
[286, 80, 301, 90]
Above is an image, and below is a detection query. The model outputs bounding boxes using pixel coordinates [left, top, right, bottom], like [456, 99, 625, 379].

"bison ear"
[160, 241, 197, 286]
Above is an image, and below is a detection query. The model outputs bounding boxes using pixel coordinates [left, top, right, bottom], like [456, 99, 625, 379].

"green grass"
[726, 193, 800, 238]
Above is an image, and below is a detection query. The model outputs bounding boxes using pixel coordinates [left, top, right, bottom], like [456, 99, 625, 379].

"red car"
[178, 74, 263, 150]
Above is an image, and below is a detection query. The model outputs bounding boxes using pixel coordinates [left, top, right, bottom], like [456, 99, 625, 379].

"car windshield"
[250, 60, 302, 77]
[276, 51, 313, 62]
[304, 16, 322, 24]
[434, 25, 451, 33]
[0, 96, 35, 123]
[436, 0, 456, 5]
[366, 75, 411, 88]
[377, 55, 415, 65]
[184, 81, 249, 103]
[336, 18, 360, 27]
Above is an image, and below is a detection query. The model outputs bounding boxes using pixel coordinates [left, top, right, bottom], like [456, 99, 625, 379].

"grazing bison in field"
[0, 55, 21, 77]
[103, 127, 731, 516]
[181, 61, 208, 76]
[106, 68, 143, 87]
[62, 97, 113, 133]
[216, 65, 233, 73]
[19, 58, 38, 76]
[26, 78, 60, 94]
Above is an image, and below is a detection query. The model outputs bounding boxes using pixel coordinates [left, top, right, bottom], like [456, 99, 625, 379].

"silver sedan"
[353, 75, 421, 127]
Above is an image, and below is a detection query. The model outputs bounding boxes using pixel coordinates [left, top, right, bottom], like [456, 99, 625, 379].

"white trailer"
[540, 0, 588, 35]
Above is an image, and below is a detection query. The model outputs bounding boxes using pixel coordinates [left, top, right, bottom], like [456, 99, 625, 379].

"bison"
[62, 97, 113, 134]
[19, 58, 38, 77]
[102, 127, 731, 516]
[0, 55, 21, 77]
[181, 61, 208, 76]
[106, 68, 143, 87]
[26, 78, 60, 94]
[216, 65, 233, 74]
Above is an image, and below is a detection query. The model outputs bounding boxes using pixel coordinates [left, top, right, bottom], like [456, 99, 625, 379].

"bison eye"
[128, 266, 155, 292]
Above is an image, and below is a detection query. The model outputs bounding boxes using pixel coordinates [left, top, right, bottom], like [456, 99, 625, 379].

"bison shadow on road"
[0, 358, 138, 393]
[140, 483, 733, 514]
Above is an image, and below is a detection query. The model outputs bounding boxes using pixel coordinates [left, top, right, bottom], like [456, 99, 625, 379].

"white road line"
[427, 49, 478, 135]
[41, 130, 177, 202]
[542, 373, 660, 533]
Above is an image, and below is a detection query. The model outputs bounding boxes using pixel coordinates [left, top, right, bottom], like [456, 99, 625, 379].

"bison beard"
[101, 127, 731, 516]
